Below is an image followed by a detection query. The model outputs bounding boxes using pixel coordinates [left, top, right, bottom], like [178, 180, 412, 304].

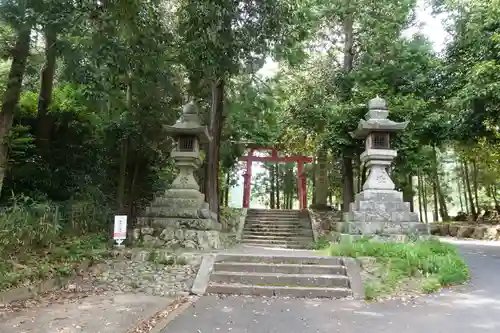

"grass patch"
[0, 233, 109, 292]
[310, 236, 330, 250]
[328, 238, 470, 300]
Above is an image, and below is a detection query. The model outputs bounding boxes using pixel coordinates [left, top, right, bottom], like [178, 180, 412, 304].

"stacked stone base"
[133, 217, 221, 250]
[344, 190, 428, 236]
[132, 190, 222, 250]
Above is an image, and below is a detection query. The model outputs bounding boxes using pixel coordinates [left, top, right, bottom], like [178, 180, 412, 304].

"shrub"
[0, 196, 110, 291]
[328, 239, 470, 298]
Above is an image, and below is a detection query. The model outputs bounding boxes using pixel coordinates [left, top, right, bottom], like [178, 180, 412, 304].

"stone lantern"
[135, 102, 221, 250]
[166, 101, 210, 192]
[344, 96, 428, 237]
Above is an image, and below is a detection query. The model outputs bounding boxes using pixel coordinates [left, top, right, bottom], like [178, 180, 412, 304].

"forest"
[0, 0, 499, 268]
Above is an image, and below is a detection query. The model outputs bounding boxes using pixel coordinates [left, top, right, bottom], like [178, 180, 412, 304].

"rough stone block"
[346, 221, 428, 235]
[354, 200, 410, 212]
[485, 227, 499, 240]
[355, 190, 403, 202]
[449, 224, 459, 237]
[472, 226, 486, 239]
[457, 226, 474, 238]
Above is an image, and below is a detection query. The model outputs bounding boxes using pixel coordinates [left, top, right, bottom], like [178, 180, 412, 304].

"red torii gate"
[238, 146, 312, 210]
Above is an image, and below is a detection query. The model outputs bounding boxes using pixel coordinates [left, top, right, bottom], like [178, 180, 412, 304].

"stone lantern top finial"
[183, 101, 198, 115]
[368, 96, 387, 110]
[180, 101, 201, 124]
[365, 96, 389, 120]
[164, 101, 211, 143]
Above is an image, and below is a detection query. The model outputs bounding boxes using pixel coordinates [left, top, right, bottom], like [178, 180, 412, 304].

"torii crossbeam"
[238, 145, 312, 209]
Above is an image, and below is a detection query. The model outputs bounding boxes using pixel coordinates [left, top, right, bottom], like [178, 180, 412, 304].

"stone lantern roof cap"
[367, 96, 387, 111]
[350, 96, 409, 139]
[164, 101, 212, 143]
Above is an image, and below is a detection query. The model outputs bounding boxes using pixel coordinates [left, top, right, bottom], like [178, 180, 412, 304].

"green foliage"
[311, 236, 330, 250]
[328, 239, 470, 299]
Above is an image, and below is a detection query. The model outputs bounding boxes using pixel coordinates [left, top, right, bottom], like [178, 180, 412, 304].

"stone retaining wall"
[430, 223, 500, 240]
[131, 208, 244, 249]
[308, 209, 343, 240]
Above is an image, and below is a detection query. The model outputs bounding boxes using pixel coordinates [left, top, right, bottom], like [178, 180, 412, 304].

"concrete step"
[206, 283, 351, 298]
[214, 262, 347, 275]
[215, 254, 344, 265]
[211, 271, 350, 288]
[243, 234, 312, 242]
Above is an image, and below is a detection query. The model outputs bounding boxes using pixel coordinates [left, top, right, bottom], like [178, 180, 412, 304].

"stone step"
[245, 218, 309, 223]
[243, 230, 313, 237]
[248, 209, 305, 214]
[245, 222, 307, 226]
[211, 271, 350, 288]
[216, 254, 343, 265]
[245, 222, 308, 227]
[206, 283, 351, 298]
[241, 238, 310, 246]
[241, 242, 308, 249]
[246, 214, 306, 219]
[243, 234, 312, 242]
[244, 229, 310, 234]
[214, 262, 347, 275]
[243, 228, 306, 236]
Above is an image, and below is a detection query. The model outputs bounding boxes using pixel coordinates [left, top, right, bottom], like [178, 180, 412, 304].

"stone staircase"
[204, 253, 355, 298]
[242, 209, 313, 249]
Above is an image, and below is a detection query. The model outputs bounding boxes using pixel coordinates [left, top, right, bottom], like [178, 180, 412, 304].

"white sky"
[258, 0, 447, 78]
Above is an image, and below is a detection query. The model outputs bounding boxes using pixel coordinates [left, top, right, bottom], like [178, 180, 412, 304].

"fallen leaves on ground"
[129, 295, 197, 333]
[0, 265, 107, 316]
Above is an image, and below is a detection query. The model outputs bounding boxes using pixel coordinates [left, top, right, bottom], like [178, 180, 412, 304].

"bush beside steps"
[317, 238, 470, 301]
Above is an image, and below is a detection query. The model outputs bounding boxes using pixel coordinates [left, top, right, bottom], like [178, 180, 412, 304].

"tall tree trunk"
[431, 145, 439, 221]
[0, 24, 32, 196]
[417, 172, 424, 221]
[224, 172, 230, 207]
[432, 146, 449, 220]
[471, 158, 480, 213]
[117, 139, 128, 212]
[36, 27, 58, 152]
[422, 175, 429, 223]
[311, 156, 317, 205]
[408, 175, 414, 212]
[340, 10, 355, 212]
[342, 157, 354, 212]
[492, 185, 500, 213]
[432, 180, 439, 222]
[314, 146, 328, 209]
[117, 78, 132, 212]
[276, 164, 280, 209]
[270, 164, 276, 209]
[128, 158, 140, 218]
[457, 173, 464, 212]
[463, 160, 477, 220]
[461, 162, 470, 214]
[206, 79, 224, 221]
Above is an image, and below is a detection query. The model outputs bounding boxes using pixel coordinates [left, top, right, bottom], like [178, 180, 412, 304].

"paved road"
[162, 239, 500, 333]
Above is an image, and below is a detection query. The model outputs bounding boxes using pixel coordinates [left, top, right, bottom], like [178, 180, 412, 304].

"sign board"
[113, 215, 127, 245]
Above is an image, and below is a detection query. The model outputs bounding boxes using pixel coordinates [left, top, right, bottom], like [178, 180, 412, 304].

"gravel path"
[162, 239, 500, 333]
[91, 259, 198, 296]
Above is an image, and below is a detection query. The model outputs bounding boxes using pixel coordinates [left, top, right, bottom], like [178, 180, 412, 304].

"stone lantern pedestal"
[133, 102, 221, 250]
[343, 97, 428, 237]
